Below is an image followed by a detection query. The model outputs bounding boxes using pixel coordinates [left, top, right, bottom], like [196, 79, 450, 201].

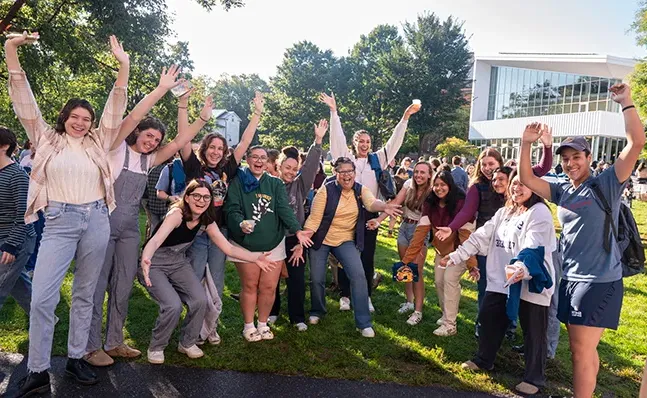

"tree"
[210, 73, 269, 138]
[435, 137, 478, 159]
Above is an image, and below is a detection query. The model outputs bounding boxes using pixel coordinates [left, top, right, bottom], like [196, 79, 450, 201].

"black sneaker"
[229, 293, 240, 301]
[512, 344, 525, 354]
[13, 370, 50, 397]
[65, 358, 99, 385]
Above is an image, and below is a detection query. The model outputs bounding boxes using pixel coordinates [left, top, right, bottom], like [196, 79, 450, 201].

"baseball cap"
[556, 137, 591, 155]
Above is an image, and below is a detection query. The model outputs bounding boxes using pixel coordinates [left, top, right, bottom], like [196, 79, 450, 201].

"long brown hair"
[171, 179, 218, 225]
[504, 169, 546, 216]
[469, 148, 503, 187]
[404, 162, 433, 213]
[198, 133, 229, 170]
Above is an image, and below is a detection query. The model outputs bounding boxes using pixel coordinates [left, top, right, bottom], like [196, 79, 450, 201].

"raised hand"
[200, 96, 214, 121]
[158, 65, 182, 91]
[538, 124, 553, 147]
[255, 252, 276, 272]
[366, 218, 380, 231]
[522, 122, 543, 144]
[252, 91, 265, 114]
[109, 35, 129, 66]
[319, 92, 337, 112]
[403, 103, 421, 119]
[5, 31, 39, 48]
[383, 203, 403, 218]
[141, 257, 153, 287]
[314, 119, 328, 142]
[610, 83, 633, 106]
[435, 226, 453, 242]
[289, 245, 304, 267]
[297, 230, 314, 248]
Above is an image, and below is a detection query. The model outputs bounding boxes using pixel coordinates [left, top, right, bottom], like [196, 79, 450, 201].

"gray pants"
[0, 235, 36, 313]
[139, 246, 207, 351]
[28, 201, 110, 372]
[87, 207, 141, 352]
[547, 248, 563, 359]
[188, 229, 227, 301]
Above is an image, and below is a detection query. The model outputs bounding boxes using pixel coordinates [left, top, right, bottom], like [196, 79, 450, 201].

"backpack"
[591, 183, 645, 277]
[367, 148, 396, 200]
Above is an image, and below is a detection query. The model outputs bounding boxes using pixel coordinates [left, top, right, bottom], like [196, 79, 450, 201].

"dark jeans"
[473, 292, 548, 388]
[26, 210, 45, 272]
[339, 222, 378, 298]
[270, 235, 306, 324]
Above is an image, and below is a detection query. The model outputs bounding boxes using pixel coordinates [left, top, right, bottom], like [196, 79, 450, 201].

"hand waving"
[522, 122, 543, 144]
[109, 35, 129, 66]
[158, 65, 182, 91]
[610, 83, 632, 106]
[538, 124, 553, 147]
[319, 92, 337, 112]
[314, 119, 328, 141]
[252, 91, 265, 114]
[200, 96, 214, 121]
[5, 31, 39, 47]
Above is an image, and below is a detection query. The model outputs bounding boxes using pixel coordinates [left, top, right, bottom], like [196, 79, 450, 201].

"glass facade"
[487, 66, 622, 120]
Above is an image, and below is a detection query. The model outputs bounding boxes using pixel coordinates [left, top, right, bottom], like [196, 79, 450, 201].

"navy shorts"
[557, 279, 624, 330]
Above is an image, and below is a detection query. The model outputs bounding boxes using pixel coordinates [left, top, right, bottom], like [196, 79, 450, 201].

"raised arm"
[362, 187, 402, 217]
[296, 120, 326, 196]
[377, 103, 420, 167]
[610, 84, 646, 182]
[205, 223, 276, 272]
[519, 123, 551, 199]
[110, 65, 181, 151]
[320, 92, 351, 160]
[233, 92, 264, 164]
[4, 32, 50, 144]
[154, 96, 212, 166]
[532, 127, 554, 177]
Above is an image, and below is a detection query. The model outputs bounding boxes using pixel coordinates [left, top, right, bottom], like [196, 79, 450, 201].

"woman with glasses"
[224, 146, 313, 342]
[140, 180, 274, 363]
[303, 157, 402, 337]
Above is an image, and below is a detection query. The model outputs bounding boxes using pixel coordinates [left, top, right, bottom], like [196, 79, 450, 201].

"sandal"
[257, 326, 274, 340]
[242, 327, 262, 342]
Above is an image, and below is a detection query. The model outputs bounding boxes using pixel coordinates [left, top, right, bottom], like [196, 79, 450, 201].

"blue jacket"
[505, 246, 553, 322]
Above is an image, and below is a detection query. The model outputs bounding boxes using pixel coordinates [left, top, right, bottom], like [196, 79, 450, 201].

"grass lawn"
[1, 202, 647, 397]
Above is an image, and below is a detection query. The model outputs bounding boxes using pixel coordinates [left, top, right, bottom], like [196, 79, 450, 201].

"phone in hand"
[171, 80, 194, 98]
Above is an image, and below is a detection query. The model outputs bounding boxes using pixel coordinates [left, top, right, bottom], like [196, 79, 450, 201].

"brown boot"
[106, 343, 141, 358]
[83, 349, 114, 367]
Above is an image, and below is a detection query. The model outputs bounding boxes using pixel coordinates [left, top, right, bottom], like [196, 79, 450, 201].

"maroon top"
[422, 198, 469, 228]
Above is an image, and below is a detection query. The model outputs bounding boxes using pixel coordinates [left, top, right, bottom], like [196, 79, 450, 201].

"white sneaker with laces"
[339, 297, 351, 311]
[147, 349, 164, 364]
[433, 324, 457, 337]
[207, 331, 221, 345]
[368, 297, 375, 313]
[308, 315, 320, 325]
[398, 302, 414, 314]
[359, 327, 376, 338]
[178, 343, 204, 359]
[436, 317, 445, 326]
[267, 315, 278, 325]
[406, 311, 423, 326]
[295, 322, 308, 332]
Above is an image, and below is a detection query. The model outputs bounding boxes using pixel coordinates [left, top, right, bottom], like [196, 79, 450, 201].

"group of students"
[0, 31, 646, 398]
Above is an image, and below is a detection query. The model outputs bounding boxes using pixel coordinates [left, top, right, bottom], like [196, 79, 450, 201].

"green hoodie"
[225, 170, 301, 252]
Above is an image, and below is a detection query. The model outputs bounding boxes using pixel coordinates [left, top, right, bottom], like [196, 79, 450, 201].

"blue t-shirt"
[155, 164, 182, 196]
[549, 166, 626, 283]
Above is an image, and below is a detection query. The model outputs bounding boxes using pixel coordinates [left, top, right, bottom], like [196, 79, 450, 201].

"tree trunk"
[0, 0, 27, 34]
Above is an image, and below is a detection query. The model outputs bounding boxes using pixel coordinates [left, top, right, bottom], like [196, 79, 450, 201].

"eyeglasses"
[249, 155, 268, 162]
[189, 193, 212, 202]
[336, 169, 355, 176]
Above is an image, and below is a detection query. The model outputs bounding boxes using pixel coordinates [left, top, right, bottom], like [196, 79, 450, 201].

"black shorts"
[557, 279, 623, 330]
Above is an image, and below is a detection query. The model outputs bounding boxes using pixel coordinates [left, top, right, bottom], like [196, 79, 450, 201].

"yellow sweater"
[304, 184, 376, 247]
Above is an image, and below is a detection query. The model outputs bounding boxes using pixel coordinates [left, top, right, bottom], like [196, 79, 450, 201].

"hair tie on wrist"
[178, 106, 187, 109]
[199, 115, 209, 122]
[622, 105, 635, 112]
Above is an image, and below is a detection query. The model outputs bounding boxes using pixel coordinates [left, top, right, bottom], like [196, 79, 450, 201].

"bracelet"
[178, 106, 187, 109]
[253, 111, 262, 116]
[199, 115, 210, 122]
[622, 105, 636, 112]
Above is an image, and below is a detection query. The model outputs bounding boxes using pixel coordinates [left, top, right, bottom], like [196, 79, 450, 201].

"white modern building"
[213, 109, 242, 147]
[469, 53, 637, 163]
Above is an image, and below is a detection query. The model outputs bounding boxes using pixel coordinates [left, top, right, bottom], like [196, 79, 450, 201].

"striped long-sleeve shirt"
[0, 162, 35, 255]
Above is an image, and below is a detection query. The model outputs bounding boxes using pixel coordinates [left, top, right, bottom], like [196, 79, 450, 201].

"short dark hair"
[332, 157, 355, 171]
[55, 99, 96, 134]
[246, 145, 268, 158]
[452, 156, 461, 166]
[0, 126, 18, 157]
[124, 116, 167, 150]
[279, 145, 300, 165]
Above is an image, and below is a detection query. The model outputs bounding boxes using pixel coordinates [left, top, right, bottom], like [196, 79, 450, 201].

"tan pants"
[434, 255, 467, 328]
[640, 358, 647, 398]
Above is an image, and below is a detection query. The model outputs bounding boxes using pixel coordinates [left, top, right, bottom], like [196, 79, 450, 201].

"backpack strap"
[590, 182, 618, 253]
[166, 163, 174, 195]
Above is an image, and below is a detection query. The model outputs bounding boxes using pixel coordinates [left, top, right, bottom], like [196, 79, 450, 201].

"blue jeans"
[0, 235, 36, 313]
[188, 228, 227, 301]
[26, 210, 45, 272]
[28, 200, 110, 372]
[309, 241, 372, 329]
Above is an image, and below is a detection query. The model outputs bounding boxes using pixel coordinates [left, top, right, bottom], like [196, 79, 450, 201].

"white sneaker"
[295, 322, 308, 332]
[436, 317, 445, 326]
[308, 315, 320, 325]
[433, 324, 457, 337]
[339, 297, 351, 311]
[207, 331, 221, 345]
[267, 315, 278, 325]
[147, 349, 164, 364]
[359, 327, 376, 338]
[406, 311, 423, 326]
[398, 302, 415, 314]
[178, 343, 204, 359]
[368, 297, 375, 313]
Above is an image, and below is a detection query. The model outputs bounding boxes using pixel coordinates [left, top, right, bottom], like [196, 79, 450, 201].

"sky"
[166, 0, 646, 81]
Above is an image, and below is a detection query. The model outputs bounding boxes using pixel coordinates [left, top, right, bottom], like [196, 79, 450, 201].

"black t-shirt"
[183, 151, 239, 227]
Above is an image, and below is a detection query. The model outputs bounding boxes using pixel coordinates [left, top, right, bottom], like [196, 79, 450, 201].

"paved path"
[0, 353, 503, 398]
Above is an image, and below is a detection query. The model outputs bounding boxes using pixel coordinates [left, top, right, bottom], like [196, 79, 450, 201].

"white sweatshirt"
[449, 203, 556, 307]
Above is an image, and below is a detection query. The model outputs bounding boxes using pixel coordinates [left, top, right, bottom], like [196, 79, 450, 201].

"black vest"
[312, 181, 366, 251]
[475, 180, 505, 228]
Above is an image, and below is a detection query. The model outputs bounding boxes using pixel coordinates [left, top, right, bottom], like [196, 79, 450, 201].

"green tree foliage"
[435, 136, 478, 159]
[210, 73, 269, 137]
[630, 3, 647, 158]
